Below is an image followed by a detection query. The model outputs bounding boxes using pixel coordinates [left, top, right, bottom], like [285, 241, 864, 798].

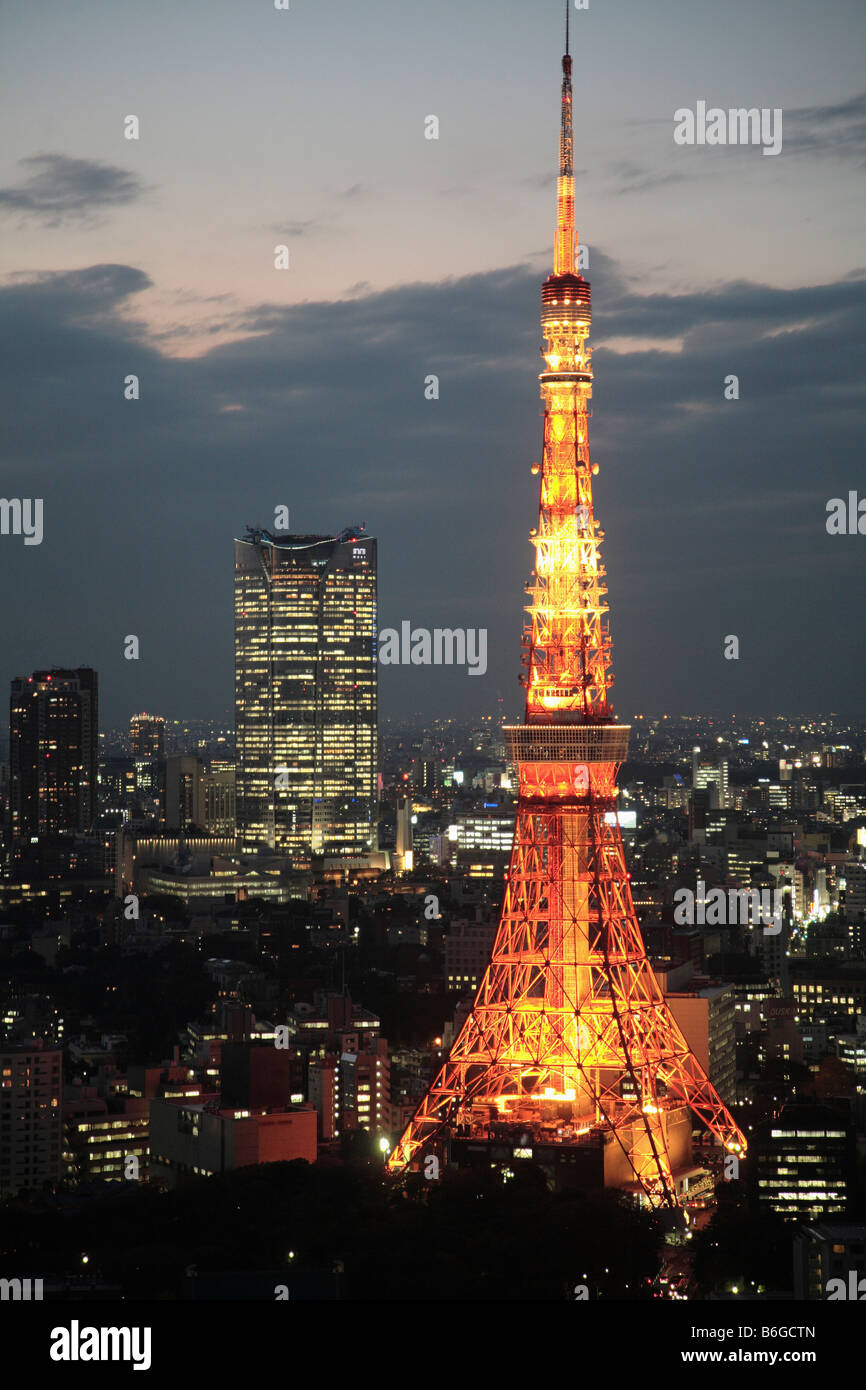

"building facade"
[0, 1041, 63, 1198]
[129, 713, 165, 758]
[164, 754, 205, 830]
[234, 527, 378, 862]
[793, 1222, 866, 1299]
[63, 1093, 149, 1185]
[444, 916, 498, 992]
[9, 668, 98, 842]
[665, 984, 738, 1108]
[149, 1100, 317, 1185]
[692, 749, 729, 810]
[204, 765, 236, 835]
[752, 1102, 854, 1219]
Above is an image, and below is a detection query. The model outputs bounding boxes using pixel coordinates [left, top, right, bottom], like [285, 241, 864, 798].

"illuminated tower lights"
[387, 22, 746, 1206]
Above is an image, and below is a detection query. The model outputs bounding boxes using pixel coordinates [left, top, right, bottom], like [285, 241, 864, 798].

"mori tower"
[388, 29, 746, 1206]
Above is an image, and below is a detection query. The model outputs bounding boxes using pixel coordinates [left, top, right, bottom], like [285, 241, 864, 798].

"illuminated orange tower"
[387, 20, 746, 1206]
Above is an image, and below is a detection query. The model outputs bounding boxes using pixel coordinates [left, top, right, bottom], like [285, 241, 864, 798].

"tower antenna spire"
[555, 2, 575, 275]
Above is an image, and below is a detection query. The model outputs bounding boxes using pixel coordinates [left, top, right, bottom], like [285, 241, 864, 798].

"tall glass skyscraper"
[9, 667, 98, 843]
[234, 525, 378, 862]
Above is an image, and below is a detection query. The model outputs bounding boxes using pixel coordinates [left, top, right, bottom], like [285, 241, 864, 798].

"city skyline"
[1, 0, 864, 726]
[0, 4, 864, 1323]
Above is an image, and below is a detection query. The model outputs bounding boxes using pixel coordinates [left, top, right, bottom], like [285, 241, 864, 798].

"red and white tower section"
[386, 37, 746, 1206]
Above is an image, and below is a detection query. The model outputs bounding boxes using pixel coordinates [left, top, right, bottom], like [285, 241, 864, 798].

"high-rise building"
[129, 712, 165, 758]
[843, 861, 866, 936]
[692, 747, 729, 810]
[751, 1102, 854, 1219]
[203, 764, 236, 835]
[414, 758, 438, 793]
[454, 805, 516, 854]
[9, 668, 98, 842]
[234, 526, 378, 861]
[793, 1222, 866, 1299]
[664, 980, 737, 1107]
[759, 911, 791, 995]
[388, 27, 745, 1205]
[395, 795, 413, 872]
[836, 1016, 866, 1083]
[164, 754, 205, 830]
[98, 756, 136, 817]
[309, 1038, 390, 1140]
[444, 915, 499, 992]
[0, 1039, 63, 1198]
[63, 1092, 149, 1185]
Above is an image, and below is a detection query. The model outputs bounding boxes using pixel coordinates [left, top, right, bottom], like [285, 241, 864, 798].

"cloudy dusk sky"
[1, 0, 864, 727]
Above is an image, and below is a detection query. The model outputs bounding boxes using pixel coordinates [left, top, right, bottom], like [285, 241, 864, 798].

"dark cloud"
[610, 161, 687, 194]
[0, 154, 145, 225]
[266, 218, 323, 237]
[0, 255, 862, 725]
[0, 265, 153, 382]
[784, 90, 866, 161]
[520, 169, 589, 189]
[618, 93, 866, 171]
[594, 264, 866, 359]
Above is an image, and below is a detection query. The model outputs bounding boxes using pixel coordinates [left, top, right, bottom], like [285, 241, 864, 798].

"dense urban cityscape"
[1, 0, 863, 1370]
[2, 692, 866, 1305]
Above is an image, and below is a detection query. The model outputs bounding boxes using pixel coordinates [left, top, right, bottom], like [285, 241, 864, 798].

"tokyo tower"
[386, 15, 747, 1207]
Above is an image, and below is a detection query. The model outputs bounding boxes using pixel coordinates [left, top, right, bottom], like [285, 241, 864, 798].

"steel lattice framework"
[387, 29, 746, 1206]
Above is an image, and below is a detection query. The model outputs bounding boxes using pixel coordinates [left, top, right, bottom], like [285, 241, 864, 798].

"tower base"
[441, 1103, 695, 1202]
